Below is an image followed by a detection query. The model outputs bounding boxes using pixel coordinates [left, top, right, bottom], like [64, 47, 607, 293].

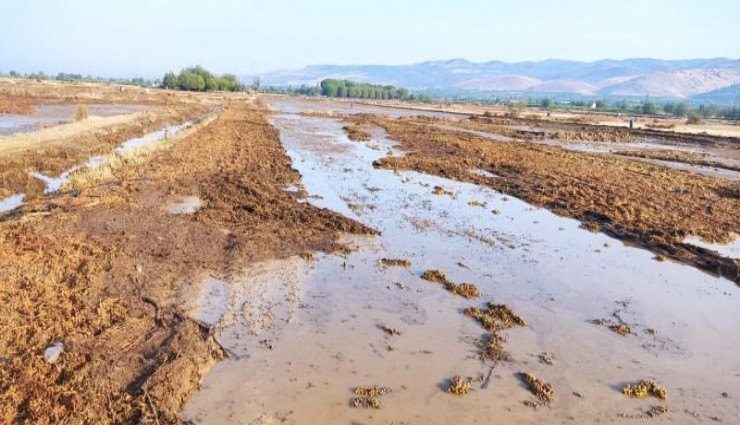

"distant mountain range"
[258, 58, 740, 102]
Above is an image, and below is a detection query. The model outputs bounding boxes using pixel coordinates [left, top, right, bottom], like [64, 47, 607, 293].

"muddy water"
[430, 122, 740, 181]
[0, 104, 147, 136]
[182, 103, 740, 424]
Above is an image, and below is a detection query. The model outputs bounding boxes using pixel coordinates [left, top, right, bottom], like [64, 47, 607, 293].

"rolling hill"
[258, 58, 740, 101]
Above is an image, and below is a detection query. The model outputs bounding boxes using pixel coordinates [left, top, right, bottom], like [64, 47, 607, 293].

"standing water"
[182, 102, 739, 424]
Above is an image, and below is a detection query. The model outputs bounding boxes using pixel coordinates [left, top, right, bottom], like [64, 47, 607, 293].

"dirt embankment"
[0, 100, 374, 423]
[0, 103, 209, 199]
[349, 115, 740, 283]
[0, 97, 35, 114]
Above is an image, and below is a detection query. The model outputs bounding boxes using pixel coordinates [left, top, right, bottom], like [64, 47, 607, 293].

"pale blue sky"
[1, 0, 738, 77]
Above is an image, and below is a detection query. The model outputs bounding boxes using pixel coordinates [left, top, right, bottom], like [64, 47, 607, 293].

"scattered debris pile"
[520, 372, 555, 405]
[421, 269, 481, 298]
[622, 380, 667, 400]
[351, 386, 392, 409]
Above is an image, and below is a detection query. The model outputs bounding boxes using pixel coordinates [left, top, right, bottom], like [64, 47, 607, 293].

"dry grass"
[464, 302, 527, 331]
[421, 269, 481, 298]
[476, 332, 511, 362]
[520, 372, 554, 404]
[0, 112, 146, 155]
[75, 104, 89, 121]
[62, 112, 219, 191]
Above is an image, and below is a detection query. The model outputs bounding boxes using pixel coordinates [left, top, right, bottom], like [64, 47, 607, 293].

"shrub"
[75, 104, 89, 121]
[686, 113, 702, 125]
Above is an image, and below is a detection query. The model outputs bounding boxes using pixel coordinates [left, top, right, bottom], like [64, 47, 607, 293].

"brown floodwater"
[181, 100, 740, 424]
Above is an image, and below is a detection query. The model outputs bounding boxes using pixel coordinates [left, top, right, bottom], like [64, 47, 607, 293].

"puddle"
[168, 196, 203, 215]
[0, 104, 147, 136]
[468, 168, 501, 179]
[435, 124, 516, 142]
[269, 98, 462, 120]
[182, 100, 740, 424]
[30, 168, 81, 194]
[114, 121, 192, 153]
[0, 194, 25, 213]
[684, 235, 740, 260]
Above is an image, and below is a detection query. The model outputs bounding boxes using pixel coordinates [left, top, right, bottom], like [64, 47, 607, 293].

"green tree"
[163, 71, 178, 89]
[641, 101, 657, 115]
[674, 102, 689, 117]
[205, 76, 219, 91]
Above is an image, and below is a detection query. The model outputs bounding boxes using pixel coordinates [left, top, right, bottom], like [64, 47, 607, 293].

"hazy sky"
[1, 0, 738, 77]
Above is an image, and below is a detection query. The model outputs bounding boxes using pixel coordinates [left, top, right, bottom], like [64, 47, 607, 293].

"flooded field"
[0, 103, 147, 136]
[182, 101, 740, 424]
[0, 120, 194, 211]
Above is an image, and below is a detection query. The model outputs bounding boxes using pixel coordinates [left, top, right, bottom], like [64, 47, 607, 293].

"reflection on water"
[183, 100, 740, 424]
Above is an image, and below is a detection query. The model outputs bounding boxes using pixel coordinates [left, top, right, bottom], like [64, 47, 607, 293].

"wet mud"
[181, 99, 740, 424]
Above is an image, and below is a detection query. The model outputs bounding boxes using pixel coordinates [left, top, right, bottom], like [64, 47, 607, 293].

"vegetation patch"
[622, 380, 667, 400]
[520, 372, 554, 404]
[343, 124, 372, 141]
[421, 269, 481, 298]
[476, 332, 511, 362]
[464, 302, 527, 331]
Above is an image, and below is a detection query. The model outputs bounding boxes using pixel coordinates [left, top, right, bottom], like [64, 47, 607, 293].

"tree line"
[0, 70, 158, 87]
[162, 66, 244, 92]
[320, 79, 415, 100]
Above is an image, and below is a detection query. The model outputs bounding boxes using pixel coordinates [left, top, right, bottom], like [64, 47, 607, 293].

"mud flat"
[0, 93, 371, 423]
[181, 99, 740, 424]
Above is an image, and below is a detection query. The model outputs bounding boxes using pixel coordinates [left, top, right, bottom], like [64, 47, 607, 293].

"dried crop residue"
[445, 376, 472, 396]
[351, 386, 391, 408]
[0, 96, 373, 423]
[465, 302, 526, 363]
[622, 380, 668, 400]
[520, 372, 555, 404]
[615, 149, 740, 173]
[0, 104, 208, 198]
[0, 96, 34, 114]
[356, 114, 740, 283]
[464, 302, 527, 331]
[421, 269, 481, 298]
[342, 123, 372, 141]
[647, 405, 669, 417]
[421, 269, 451, 284]
[379, 258, 412, 268]
[476, 332, 511, 362]
[551, 129, 634, 143]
